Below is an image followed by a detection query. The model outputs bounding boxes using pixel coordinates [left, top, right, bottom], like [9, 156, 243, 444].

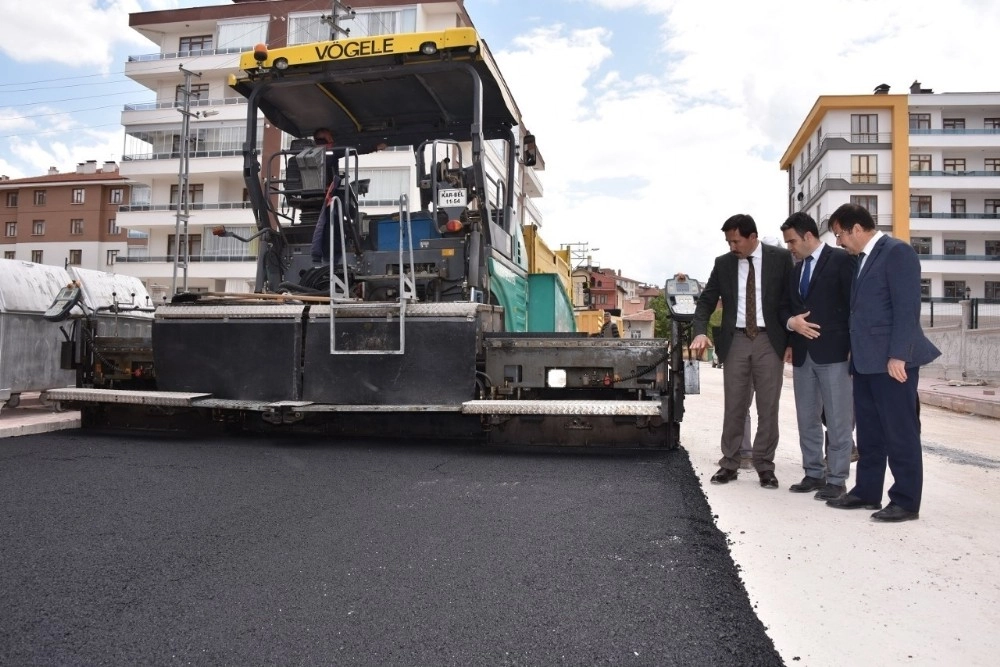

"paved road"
[0, 432, 781, 666]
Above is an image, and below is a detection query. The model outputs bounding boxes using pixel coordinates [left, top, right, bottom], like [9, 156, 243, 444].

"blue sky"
[3, 0, 1000, 283]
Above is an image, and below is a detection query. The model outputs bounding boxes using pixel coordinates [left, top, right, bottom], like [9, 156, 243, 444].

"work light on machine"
[420, 41, 438, 55]
[547, 369, 567, 389]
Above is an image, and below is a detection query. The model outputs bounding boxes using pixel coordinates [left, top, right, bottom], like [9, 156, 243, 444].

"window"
[3, 251, 13, 260]
[986, 240, 1000, 257]
[920, 279, 931, 297]
[340, 8, 417, 38]
[910, 195, 932, 217]
[71, 188, 85, 204]
[986, 199, 1000, 216]
[175, 82, 210, 104]
[807, 140, 812, 160]
[179, 35, 213, 53]
[909, 113, 930, 130]
[4, 222, 14, 237]
[167, 234, 202, 258]
[169, 184, 204, 209]
[31, 250, 42, 263]
[68, 249, 82, 266]
[217, 18, 268, 50]
[943, 118, 966, 131]
[910, 154, 931, 172]
[816, 126, 822, 146]
[288, 13, 326, 45]
[109, 188, 124, 204]
[70, 219, 83, 235]
[943, 158, 966, 172]
[851, 114, 878, 142]
[851, 154, 877, 184]
[944, 280, 966, 298]
[5, 192, 16, 207]
[944, 240, 966, 255]
[952, 199, 966, 215]
[850, 195, 878, 217]
[357, 168, 410, 203]
[108, 218, 120, 235]
[32, 220, 44, 235]
[986, 158, 1000, 172]
[106, 249, 118, 266]
[986, 118, 1000, 130]
[911, 237, 932, 255]
[33, 190, 46, 205]
[987, 281, 1000, 299]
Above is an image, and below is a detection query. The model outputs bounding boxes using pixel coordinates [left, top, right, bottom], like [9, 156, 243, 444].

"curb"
[918, 390, 1000, 419]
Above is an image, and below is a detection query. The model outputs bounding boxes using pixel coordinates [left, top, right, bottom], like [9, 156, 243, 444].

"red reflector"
[603, 373, 613, 387]
[445, 219, 464, 232]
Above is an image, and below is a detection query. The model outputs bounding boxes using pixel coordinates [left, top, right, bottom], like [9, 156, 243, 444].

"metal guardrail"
[117, 256, 256, 264]
[910, 129, 1000, 135]
[911, 212, 1000, 219]
[910, 170, 1000, 177]
[124, 98, 247, 111]
[118, 202, 252, 213]
[916, 255, 1000, 261]
[121, 149, 243, 161]
[127, 47, 249, 62]
[922, 298, 1000, 330]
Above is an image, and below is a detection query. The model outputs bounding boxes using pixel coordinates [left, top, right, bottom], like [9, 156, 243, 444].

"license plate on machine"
[437, 188, 467, 207]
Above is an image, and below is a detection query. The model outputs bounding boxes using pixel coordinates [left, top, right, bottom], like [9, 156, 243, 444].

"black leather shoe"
[826, 493, 881, 510]
[813, 483, 845, 501]
[789, 475, 825, 493]
[758, 471, 778, 489]
[871, 503, 919, 522]
[710, 468, 738, 484]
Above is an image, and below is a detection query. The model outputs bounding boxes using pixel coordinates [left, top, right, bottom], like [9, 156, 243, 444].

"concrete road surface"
[685, 362, 1000, 667]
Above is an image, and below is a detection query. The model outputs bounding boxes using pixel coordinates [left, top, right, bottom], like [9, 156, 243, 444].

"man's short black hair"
[721, 213, 758, 238]
[830, 203, 876, 232]
[780, 211, 819, 238]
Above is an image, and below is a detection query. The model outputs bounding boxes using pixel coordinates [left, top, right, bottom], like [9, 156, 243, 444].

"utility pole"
[321, 2, 356, 40]
[560, 242, 600, 270]
[172, 65, 201, 296]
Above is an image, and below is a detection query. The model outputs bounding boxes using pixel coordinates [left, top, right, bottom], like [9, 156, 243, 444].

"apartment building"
[0, 162, 130, 270]
[780, 81, 1000, 299]
[116, 0, 543, 294]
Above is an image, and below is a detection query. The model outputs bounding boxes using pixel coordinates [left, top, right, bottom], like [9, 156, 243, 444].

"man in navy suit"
[825, 203, 940, 522]
[691, 214, 793, 489]
[779, 212, 856, 501]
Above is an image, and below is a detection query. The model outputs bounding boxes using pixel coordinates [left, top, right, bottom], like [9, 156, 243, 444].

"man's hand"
[783, 346, 792, 364]
[690, 334, 711, 354]
[787, 312, 821, 339]
[887, 358, 907, 383]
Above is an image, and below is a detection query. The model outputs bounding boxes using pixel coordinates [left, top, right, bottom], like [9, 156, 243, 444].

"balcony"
[122, 98, 249, 126]
[124, 48, 248, 87]
[117, 202, 254, 228]
[113, 255, 256, 281]
[909, 212, 1000, 233]
[908, 128, 1000, 149]
[909, 170, 1000, 190]
[120, 153, 245, 178]
[917, 255, 1000, 277]
[797, 133, 893, 184]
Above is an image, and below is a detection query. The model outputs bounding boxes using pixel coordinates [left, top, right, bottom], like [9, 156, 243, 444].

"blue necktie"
[799, 256, 813, 299]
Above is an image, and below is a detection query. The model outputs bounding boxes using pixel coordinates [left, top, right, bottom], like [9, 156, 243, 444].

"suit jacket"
[849, 235, 941, 374]
[780, 245, 855, 367]
[693, 243, 793, 363]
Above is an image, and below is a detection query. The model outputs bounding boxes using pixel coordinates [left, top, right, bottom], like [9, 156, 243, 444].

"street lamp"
[965, 286, 971, 300]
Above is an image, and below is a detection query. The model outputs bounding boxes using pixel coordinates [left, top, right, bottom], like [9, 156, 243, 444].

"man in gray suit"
[691, 214, 793, 488]
[825, 203, 940, 522]
[780, 212, 856, 501]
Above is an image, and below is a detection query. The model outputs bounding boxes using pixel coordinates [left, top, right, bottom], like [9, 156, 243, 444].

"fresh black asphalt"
[0, 432, 782, 666]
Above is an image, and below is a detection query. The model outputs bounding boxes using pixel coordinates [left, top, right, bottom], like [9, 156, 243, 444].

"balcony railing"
[910, 128, 1000, 135]
[916, 254, 1000, 261]
[118, 255, 256, 263]
[118, 202, 253, 213]
[122, 148, 244, 161]
[124, 98, 248, 112]
[910, 212, 1000, 219]
[127, 46, 250, 62]
[910, 170, 1000, 177]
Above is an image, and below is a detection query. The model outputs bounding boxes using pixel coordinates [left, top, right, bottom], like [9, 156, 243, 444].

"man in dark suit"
[825, 203, 940, 522]
[691, 214, 793, 488]
[779, 212, 856, 501]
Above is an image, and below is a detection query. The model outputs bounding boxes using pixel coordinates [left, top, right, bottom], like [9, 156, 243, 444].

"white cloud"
[0, 1, 152, 70]
[493, 0, 1000, 284]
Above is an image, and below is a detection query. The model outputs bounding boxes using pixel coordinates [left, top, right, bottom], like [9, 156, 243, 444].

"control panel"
[664, 276, 702, 322]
